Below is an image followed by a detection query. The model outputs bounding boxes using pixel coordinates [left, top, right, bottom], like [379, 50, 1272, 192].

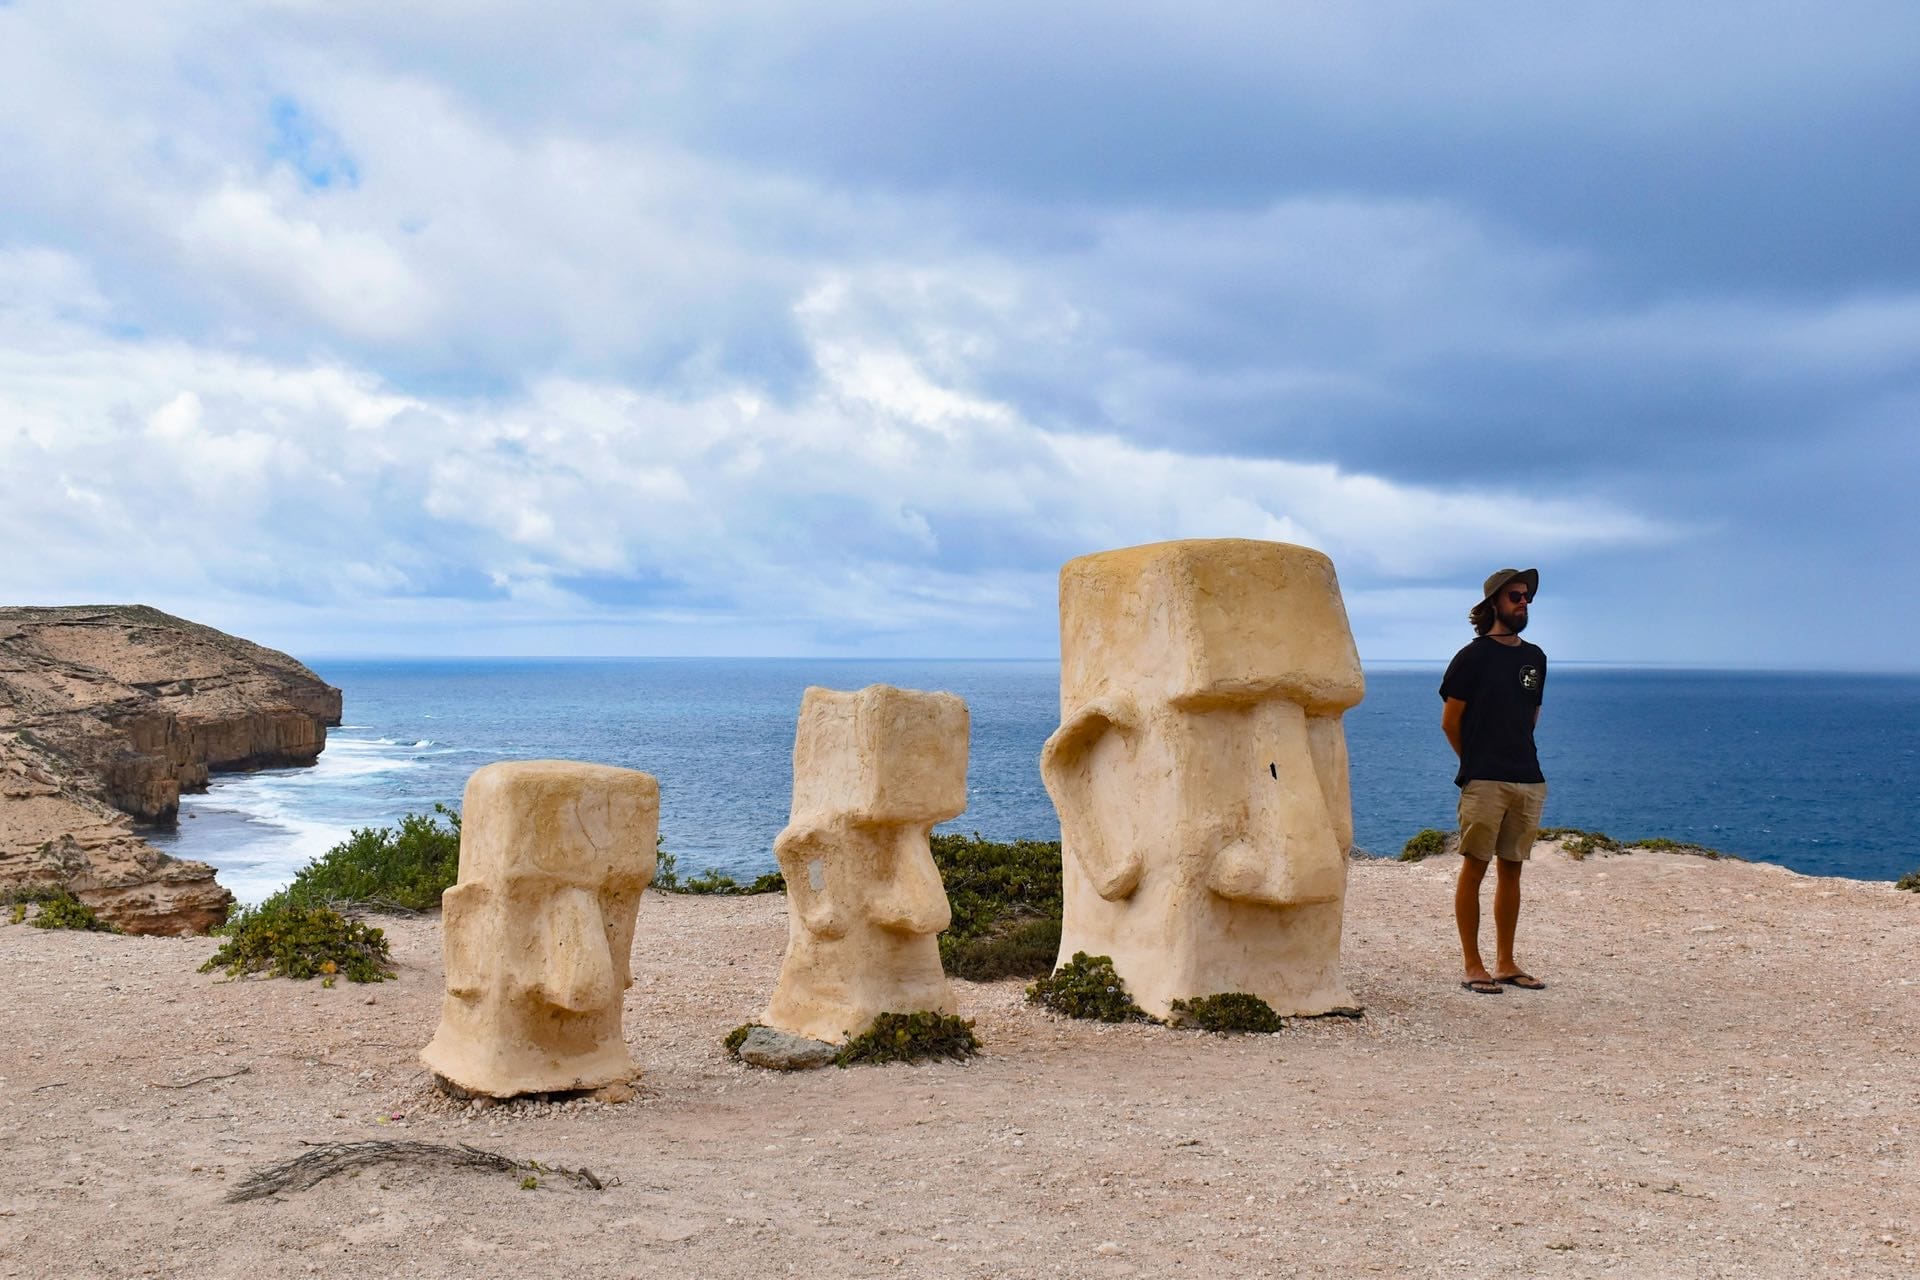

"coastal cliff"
[0, 606, 342, 934]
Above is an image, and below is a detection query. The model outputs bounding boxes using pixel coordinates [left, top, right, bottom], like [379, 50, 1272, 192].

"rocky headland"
[0, 605, 341, 934]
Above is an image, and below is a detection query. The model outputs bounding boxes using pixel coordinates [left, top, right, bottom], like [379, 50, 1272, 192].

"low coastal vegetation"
[1633, 836, 1740, 860]
[267, 805, 463, 914]
[653, 845, 785, 895]
[1399, 829, 1451, 861]
[1538, 828, 1741, 861]
[1168, 992, 1286, 1034]
[1898, 868, 1919, 893]
[201, 901, 395, 984]
[271, 815, 791, 904]
[833, 1011, 980, 1066]
[1026, 951, 1153, 1023]
[4, 887, 121, 932]
[1536, 827, 1623, 858]
[723, 1014, 980, 1067]
[190, 807, 453, 982]
[932, 832, 1064, 980]
[1402, 825, 1740, 862]
[670, 831, 1066, 978]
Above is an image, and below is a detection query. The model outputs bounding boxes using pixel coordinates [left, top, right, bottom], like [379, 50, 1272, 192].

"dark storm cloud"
[508, 1, 1917, 516]
[658, 3, 1920, 290]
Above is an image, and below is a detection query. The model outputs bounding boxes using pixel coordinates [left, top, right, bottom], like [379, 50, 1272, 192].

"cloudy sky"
[3, 2, 1915, 668]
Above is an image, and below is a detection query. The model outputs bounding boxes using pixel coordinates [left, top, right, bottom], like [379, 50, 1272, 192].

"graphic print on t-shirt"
[1519, 665, 1541, 691]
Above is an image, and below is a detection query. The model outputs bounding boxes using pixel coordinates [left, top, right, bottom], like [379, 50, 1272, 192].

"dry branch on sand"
[149, 1066, 251, 1090]
[224, 1140, 611, 1203]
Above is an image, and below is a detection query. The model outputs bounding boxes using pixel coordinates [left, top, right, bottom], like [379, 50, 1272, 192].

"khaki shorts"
[1457, 780, 1548, 863]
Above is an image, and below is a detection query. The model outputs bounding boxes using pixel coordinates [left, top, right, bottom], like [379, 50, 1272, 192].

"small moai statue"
[1040, 539, 1366, 1019]
[421, 760, 657, 1097]
[760, 684, 967, 1044]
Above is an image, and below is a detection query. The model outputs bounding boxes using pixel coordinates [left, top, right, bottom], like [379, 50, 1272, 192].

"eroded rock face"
[762, 685, 966, 1044]
[1039, 540, 1365, 1019]
[0, 605, 343, 934]
[421, 761, 658, 1099]
[0, 751, 234, 935]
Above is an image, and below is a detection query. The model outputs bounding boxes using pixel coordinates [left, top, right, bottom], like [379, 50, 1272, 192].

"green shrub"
[267, 805, 461, 914]
[932, 832, 1064, 980]
[1026, 952, 1153, 1023]
[1897, 868, 1919, 893]
[652, 841, 682, 891]
[1169, 992, 1285, 1034]
[723, 1023, 753, 1057]
[675, 868, 787, 895]
[2, 885, 65, 925]
[1538, 827, 1622, 859]
[946, 916, 1062, 982]
[834, 1011, 979, 1066]
[200, 902, 394, 983]
[661, 831, 1065, 974]
[653, 840, 786, 895]
[26, 890, 120, 933]
[1399, 828, 1450, 862]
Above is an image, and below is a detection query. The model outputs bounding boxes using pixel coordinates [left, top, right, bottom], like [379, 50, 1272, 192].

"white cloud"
[0, 2, 1911, 663]
[179, 183, 429, 339]
[0, 269, 1672, 653]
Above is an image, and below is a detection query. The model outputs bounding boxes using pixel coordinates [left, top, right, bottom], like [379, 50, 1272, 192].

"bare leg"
[1455, 854, 1492, 983]
[1492, 858, 1524, 978]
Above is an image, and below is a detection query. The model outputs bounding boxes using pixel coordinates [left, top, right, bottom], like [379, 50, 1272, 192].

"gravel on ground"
[2, 842, 1915, 1279]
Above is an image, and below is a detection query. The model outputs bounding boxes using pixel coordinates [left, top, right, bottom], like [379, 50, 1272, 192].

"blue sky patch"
[267, 96, 359, 191]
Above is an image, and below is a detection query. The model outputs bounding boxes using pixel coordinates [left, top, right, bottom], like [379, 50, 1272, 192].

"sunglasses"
[1504, 589, 1533, 604]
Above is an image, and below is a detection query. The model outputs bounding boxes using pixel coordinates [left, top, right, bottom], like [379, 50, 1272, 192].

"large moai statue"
[761, 684, 966, 1044]
[1039, 539, 1365, 1019]
[421, 760, 657, 1098]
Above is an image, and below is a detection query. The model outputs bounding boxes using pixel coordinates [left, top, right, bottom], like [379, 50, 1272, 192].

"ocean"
[148, 660, 1920, 902]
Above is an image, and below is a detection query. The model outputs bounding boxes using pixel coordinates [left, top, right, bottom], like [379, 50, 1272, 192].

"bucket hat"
[1481, 567, 1539, 604]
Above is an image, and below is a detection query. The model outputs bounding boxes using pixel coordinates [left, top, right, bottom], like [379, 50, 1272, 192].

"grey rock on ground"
[736, 1025, 838, 1071]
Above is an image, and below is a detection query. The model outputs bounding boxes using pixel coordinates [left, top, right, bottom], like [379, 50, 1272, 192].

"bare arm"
[1442, 697, 1466, 759]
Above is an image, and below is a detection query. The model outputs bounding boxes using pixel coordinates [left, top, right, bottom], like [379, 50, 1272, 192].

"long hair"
[1469, 599, 1494, 635]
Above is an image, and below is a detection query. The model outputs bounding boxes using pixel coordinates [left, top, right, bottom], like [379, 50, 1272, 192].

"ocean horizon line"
[300, 653, 1920, 678]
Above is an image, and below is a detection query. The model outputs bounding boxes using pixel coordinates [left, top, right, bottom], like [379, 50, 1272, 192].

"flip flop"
[1495, 973, 1546, 990]
[1459, 979, 1504, 995]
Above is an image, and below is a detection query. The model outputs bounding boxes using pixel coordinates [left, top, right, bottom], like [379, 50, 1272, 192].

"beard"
[1497, 605, 1529, 634]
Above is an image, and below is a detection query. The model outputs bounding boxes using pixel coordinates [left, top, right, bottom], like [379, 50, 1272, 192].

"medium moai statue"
[1039, 539, 1365, 1018]
[421, 760, 657, 1097]
[761, 685, 966, 1044]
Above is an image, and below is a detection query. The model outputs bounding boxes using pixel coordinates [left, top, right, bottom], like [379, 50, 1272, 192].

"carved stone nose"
[1206, 833, 1341, 907]
[537, 886, 616, 1012]
[1205, 720, 1344, 906]
[868, 829, 953, 935]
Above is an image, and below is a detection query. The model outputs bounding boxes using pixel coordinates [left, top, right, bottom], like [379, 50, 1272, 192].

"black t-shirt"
[1439, 636, 1547, 788]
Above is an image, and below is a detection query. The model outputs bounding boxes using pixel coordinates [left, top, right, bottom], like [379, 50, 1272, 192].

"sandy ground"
[2, 845, 1916, 1280]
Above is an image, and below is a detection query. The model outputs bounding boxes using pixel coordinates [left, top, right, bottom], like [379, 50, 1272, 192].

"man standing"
[1440, 567, 1548, 994]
